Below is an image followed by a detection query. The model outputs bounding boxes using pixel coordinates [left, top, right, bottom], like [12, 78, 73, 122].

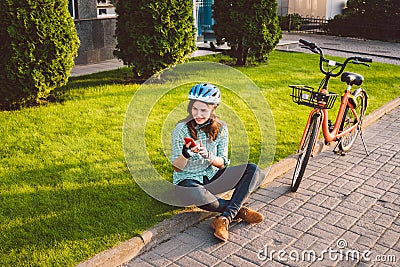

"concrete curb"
[77, 97, 399, 267]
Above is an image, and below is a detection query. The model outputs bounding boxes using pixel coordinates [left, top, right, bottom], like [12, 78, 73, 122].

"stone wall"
[73, 0, 117, 65]
[74, 18, 117, 65]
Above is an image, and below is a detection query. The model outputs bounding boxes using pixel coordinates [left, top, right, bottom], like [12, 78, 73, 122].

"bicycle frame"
[298, 85, 360, 152]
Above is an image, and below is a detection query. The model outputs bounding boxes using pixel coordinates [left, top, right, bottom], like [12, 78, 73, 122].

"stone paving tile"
[233, 247, 265, 265]
[269, 195, 292, 207]
[229, 224, 261, 242]
[162, 243, 198, 263]
[357, 195, 378, 208]
[294, 204, 328, 221]
[124, 258, 153, 267]
[186, 249, 220, 266]
[174, 255, 208, 267]
[281, 197, 306, 211]
[278, 213, 304, 228]
[224, 254, 261, 267]
[291, 233, 319, 251]
[206, 241, 243, 261]
[213, 262, 234, 267]
[249, 218, 278, 235]
[376, 229, 400, 249]
[320, 210, 344, 225]
[137, 251, 173, 267]
[273, 223, 304, 239]
[292, 216, 319, 232]
[151, 237, 182, 257]
[128, 106, 400, 266]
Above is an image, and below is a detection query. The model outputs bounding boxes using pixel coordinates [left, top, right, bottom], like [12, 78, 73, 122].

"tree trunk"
[242, 47, 249, 65]
[235, 38, 244, 65]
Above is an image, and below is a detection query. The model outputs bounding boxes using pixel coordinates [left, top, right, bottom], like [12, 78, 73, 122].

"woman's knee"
[246, 163, 265, 189]
[246, 163, 258, 174]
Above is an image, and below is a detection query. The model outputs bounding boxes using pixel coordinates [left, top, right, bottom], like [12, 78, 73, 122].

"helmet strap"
[196, 119, 213, 129]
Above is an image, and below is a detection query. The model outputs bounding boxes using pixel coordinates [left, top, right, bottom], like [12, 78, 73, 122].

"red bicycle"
[290, 39, 371, 192]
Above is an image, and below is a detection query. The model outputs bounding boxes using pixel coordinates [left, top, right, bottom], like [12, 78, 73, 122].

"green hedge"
[114, 0, 196, 79]
[0, 0, 80, 110]
[326, 0, 400, 41]
[213, 0, 282, 65]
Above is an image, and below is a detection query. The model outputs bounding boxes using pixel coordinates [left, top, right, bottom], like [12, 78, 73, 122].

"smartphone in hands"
[183, 137, 197, 147]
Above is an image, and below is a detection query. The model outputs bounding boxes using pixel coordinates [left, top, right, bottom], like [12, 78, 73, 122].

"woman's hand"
[197, 141, 208, 158]
[182, 139, 199, 158]
[198, 141, 215, 161]
[182, 143, 194, 159]
[198, 141, 225, 169]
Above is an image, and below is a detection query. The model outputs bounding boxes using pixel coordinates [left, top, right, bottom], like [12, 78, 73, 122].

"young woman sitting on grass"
[170, 83, 265, 242]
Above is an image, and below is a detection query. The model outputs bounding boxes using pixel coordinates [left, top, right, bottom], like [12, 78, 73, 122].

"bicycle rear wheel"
[339, 89, 367, 152]
[291, 113, 320, 192]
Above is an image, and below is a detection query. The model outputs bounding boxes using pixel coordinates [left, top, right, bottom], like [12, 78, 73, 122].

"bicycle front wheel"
[291, 113, 320, 192]
[339, 89, 367, 152]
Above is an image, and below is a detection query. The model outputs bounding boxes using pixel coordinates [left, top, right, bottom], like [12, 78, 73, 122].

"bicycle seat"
[341, 72, 364, 86]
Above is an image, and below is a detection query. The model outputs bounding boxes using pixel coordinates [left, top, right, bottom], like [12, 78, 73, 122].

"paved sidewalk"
[125, 105, 400, 267]
[70, 33, 400, 78]
[69, 44, 220, 77]
[279, 33, 400, 66]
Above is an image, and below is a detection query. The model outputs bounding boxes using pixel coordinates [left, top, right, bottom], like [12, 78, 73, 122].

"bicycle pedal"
[324, 140, 331, 146]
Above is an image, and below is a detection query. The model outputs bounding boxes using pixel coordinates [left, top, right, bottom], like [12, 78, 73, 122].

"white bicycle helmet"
[188, 83, 221, 105]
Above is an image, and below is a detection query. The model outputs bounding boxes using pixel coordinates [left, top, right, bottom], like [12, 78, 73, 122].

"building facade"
[70, 0, 347, 65]
[69, 0, 117, 65]
[71, 0, 209, 65]
[277, 0, 347, 19]
[194, 0, 215, 42]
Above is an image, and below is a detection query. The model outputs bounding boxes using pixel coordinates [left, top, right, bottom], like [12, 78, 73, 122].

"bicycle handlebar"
[298, 39, 372, 77]
[354, 57, 373, 63]
[299, 39, 317, 49]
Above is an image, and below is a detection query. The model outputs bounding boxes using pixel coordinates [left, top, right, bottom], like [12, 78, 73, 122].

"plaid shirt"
[170, 121, 230, 185]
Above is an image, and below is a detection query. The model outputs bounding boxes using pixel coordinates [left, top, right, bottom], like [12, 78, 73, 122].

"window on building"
[196, 0, 214, 36]
[97, 0, 116, 18]
[68, 0, 75, 18]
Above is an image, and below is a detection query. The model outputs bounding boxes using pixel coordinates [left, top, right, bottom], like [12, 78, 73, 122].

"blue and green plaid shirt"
[171, 121, 230, 185]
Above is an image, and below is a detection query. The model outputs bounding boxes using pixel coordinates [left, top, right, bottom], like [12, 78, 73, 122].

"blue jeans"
[177, 163, 265, 222]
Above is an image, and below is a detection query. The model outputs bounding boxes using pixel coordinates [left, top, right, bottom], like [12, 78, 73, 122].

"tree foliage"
[0, 0, 80, 110]
[213, 0, 282, 65]
[114, 0, 196, 79]
[327, 0, 400, 41]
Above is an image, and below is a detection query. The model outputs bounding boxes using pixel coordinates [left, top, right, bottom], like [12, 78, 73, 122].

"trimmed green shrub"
[114, 0, 196, 79]
[0, 0, 80, 110]
[326, 0, 400, 41]
[213, 0, 282, 66]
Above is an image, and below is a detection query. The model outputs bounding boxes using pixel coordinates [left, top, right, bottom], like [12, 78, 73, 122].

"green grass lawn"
[0, 50, 399, 266]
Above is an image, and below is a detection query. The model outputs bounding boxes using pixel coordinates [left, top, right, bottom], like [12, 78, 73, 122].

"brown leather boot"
[234, 207, 264, 224]
[211, 216, 229, 242]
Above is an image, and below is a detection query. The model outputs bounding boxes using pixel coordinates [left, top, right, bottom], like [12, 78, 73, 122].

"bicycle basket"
[290, 85, 338, 109]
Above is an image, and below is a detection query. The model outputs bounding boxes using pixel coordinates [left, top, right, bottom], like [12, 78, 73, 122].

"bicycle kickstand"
[360, 129, 370, 156]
